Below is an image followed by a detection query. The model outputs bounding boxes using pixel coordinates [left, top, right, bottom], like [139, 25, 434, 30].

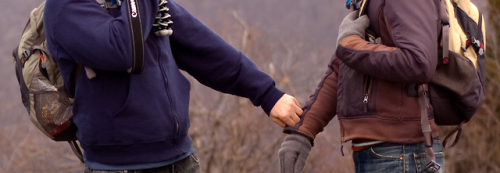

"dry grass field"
[0, 0, 497, 172]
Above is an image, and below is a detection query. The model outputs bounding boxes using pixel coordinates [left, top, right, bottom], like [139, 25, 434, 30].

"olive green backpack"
[12, 1, 84, 162]
[12, 0, 146, 163]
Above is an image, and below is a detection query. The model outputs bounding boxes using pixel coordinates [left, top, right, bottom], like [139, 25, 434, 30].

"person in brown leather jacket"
[278, 0, 444, 172]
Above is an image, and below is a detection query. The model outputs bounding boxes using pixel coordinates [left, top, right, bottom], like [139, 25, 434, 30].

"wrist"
[261, 88, 285, 116]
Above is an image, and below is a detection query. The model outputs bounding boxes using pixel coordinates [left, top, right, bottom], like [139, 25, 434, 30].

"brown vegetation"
[1, 0, 498, 173]
[186, 11, 353, 173]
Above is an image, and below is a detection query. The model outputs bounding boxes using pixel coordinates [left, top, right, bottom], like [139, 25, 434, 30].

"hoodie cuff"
[260, 87, 285, 116]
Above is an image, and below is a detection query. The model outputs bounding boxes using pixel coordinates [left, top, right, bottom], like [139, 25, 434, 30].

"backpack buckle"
[22, 50, 30, 59]
[346, 0, 363, 10]
[20, 50, 31, 66]
[478, 45, 484, 56]
[418, 84, 428, 96]
[464, 37, 485, 56]
[471, 38, 485, 56]
[424, 160, 441, 173]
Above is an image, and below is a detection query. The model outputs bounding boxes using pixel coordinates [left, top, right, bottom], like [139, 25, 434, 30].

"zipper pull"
[363, 94, 369, 112]
[340, 137, 345, 156]
[40, 54, 46, 69]
[176, 122, 180, 139]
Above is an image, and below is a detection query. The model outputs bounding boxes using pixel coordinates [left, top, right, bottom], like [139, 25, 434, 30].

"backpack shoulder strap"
[418, 84, 442, 172]
[476, 12, 486, 83]
[442, 121, 465, 148]
[68, 140, 84, 163]
[440, 0, 450, 64]
[20, 33, 45, 66]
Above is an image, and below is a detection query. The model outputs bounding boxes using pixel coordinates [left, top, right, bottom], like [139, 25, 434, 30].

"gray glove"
[278, 134, 312, 173]
[336, 10, 370, 45]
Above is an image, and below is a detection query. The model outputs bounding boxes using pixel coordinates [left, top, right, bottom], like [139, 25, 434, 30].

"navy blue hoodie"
[44, 0, 284, 165]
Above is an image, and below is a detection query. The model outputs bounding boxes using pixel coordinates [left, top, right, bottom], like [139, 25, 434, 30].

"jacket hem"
[340, 117, 440, 144]
[81, 133, 193, 165]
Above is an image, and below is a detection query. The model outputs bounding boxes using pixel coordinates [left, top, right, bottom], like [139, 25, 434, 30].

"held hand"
[279, 134, 312, 173]
[337, 10, 370, 45]
[270, 94, 303, 128]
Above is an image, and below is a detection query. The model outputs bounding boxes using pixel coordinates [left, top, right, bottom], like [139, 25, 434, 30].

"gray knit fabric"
[336, 10, 370, 46]
[279, 134, 312, 173]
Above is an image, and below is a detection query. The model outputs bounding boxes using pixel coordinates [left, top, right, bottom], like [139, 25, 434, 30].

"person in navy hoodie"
[43, 0, 303, 172]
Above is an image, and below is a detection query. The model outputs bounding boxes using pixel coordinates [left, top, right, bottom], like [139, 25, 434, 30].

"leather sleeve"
[336, 0, 440, 84]
[284, 58, 340, 140]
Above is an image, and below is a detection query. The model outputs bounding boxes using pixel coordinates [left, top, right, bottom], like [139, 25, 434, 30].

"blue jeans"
[84, 153, 201, 173]
[353, 137, 444, 173]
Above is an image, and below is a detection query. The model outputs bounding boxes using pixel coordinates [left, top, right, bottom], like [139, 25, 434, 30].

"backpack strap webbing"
[440, 0, 450, 65]
[418, 84, 441, 172]
[476, 13, 486, 84]
[442, 121, 464, 148]
[13, 46, 31, 113]
[67, 65, 86, 163]
[68, 140, 84, 163]
[20, 34, 46, 66]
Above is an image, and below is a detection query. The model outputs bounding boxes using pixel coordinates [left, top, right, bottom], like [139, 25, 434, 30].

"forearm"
[336, 36, 434, 83]
[336, 0, 440, 84]
[168, 0, 283, 114]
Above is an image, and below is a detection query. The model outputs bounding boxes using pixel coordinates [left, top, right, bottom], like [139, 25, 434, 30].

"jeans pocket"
[174, 154, 201, 173]
[354, 145, 404, 172]
[413, 152, 444, 173]
[369, 145, 403, 160]
[190, 153, 200, 163]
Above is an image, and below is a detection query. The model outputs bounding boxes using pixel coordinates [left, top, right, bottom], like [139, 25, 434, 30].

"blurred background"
[0, 0, 498, 172]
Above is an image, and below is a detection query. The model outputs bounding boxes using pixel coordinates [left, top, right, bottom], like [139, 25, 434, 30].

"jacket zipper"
[363, 75, 373, 113]
[339, 76, 373, 155]
[340, 120, 346, 156]
[163, 75, 180, 139]
[155, 37, 180, 139]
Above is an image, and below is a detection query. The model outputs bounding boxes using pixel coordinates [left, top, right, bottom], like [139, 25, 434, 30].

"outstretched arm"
[167, 0, 301, 126]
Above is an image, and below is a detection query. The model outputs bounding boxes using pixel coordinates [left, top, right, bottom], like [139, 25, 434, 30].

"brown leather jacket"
[285, 0, 442, 144]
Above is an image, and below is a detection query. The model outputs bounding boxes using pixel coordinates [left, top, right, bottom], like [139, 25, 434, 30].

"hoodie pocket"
[105, 67, 178, 145]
